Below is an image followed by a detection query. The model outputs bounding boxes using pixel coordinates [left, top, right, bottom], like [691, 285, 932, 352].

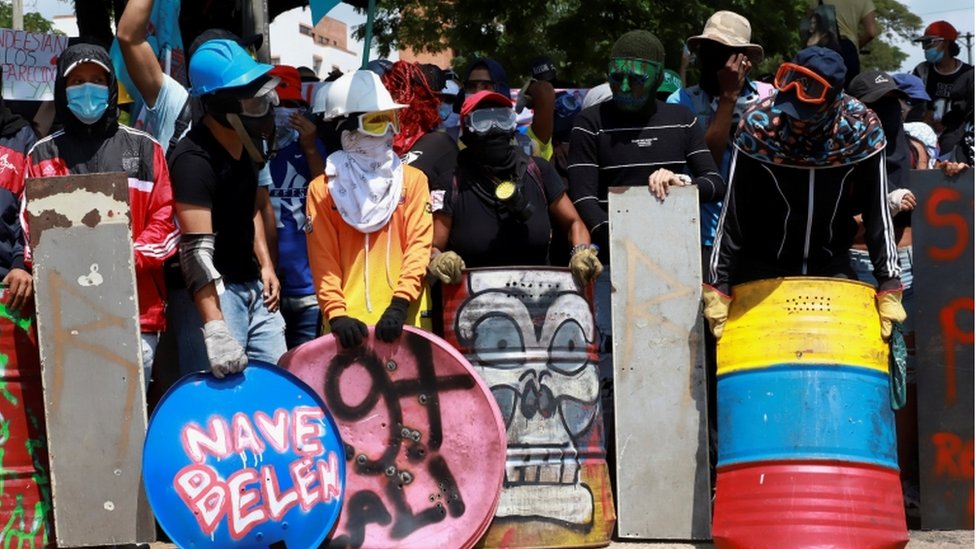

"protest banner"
[144, 362, 345, 549]
[0, 28, 68, 101]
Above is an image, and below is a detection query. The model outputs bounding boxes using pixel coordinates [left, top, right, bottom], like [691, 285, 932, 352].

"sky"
[21, 0, 976, 73]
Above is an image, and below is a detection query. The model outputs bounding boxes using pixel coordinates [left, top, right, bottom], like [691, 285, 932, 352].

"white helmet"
[323, 69, 406, 120]
[311, 82, 332, 114]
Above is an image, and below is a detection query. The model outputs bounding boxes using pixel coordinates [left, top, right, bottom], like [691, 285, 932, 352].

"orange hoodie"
[306, 164, 432, 330]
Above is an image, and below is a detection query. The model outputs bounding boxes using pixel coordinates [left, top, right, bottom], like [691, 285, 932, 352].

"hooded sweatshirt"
[0, 80, 36, 195]
[22, 43, 179, 332]
[306, 164, 432, 330]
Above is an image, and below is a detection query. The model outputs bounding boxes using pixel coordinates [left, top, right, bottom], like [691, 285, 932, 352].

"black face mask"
[870, 96, 905, 150]
[239, 112, 276, 165]
[204, 94, 277, 166]
[461, 131, 516, 167]
[697, 43, 738, 97]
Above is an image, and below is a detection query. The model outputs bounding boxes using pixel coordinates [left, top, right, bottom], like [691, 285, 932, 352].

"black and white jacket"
[708, 146, 900, 294]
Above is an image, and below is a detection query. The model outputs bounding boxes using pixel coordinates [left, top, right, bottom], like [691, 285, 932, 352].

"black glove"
[329, 316, 369, 348]
[376, 297, 409, 342]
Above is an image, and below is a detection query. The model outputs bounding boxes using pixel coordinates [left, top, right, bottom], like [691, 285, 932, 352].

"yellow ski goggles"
[358, 110, 400, 136]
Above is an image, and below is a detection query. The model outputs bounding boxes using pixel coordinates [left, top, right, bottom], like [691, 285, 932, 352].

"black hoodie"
[54, 43, 119, 138]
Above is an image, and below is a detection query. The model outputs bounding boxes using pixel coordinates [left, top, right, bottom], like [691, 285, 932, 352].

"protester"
[667, 10, 772, 476]
[568, 30, 725, 448]
[167, 39, 285, 377]
[568, 30, 725, 264]
[306, 70, 433, 349]
[463, 58, 555, 160]
[24, 43, 179, 389]
[892, 72, 931, 122]
[911, 20, 974, 132]
[705, 47, 903, 342]
[427, 90, 600, 289]
[439, 78, 462, 140]
[849, 66, 924, 524]
[849, 69, 911, 190]
[808, 0, 877, 87]
[117, 0, 195, 151]
[668, 10, 772, 265]
[0, 70, 32, 314]
[267, 65, 326, 349]
[939, 68, 974, 165]
[0, 69, 37, 195]
[381, 61, 458, 192]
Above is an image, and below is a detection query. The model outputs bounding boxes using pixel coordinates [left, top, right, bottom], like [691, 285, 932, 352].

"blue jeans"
[168, 281, 287, 377]
[280, 294, 320, 349]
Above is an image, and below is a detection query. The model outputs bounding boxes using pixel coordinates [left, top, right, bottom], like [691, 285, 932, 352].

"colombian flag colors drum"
[711, 278, 909, 549]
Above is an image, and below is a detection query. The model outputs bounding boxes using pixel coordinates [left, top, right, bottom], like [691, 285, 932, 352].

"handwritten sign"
[908, 169, 975, 529]
[143, 362, 345, 548]
[0, 29, 68, 101]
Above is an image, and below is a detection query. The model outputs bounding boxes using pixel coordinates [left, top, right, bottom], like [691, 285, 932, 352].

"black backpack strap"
[167, 98, 193, 154]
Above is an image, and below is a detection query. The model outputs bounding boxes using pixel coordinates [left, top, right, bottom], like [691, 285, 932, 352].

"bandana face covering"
[736, 93, 886, 167]
[326, 128, 404, 234]
[608, 57, 661, 111]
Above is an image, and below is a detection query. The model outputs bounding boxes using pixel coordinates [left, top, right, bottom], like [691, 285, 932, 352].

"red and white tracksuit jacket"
[18, 125, 180, 332]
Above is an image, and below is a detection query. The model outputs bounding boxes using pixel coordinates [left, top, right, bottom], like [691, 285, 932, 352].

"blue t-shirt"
[137, 73, 189, 153]
[269, 138, 326, 297]
[667, 80, 773, 246]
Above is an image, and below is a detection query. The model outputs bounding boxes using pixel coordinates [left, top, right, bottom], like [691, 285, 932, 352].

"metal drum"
[441, 268, 616, 548]
[712, 278, 908, 549]
[0, 293, 52, 548]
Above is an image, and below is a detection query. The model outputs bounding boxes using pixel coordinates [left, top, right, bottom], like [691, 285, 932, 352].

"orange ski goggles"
[774, 62, 833, 104]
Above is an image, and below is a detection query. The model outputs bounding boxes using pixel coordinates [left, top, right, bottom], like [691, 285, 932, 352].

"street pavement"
[150, 530, 974, 548]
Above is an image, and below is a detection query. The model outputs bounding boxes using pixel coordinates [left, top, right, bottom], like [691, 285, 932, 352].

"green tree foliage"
[860, 0, 923, 72]
[355, 0, 808, 85]
[354, 0, 922, 85]
[0, 0, 60, 34]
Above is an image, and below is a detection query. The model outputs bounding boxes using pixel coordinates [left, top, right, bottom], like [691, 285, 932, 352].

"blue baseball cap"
[773, 46, 846, 120]
[892, 72, 931, 103]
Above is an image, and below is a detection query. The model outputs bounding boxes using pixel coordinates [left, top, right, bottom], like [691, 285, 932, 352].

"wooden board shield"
[280, 326, 507, 549]
[440, 267, 616, 548]
[608, 185, 711, 539]
[25, 173, 154, 545]
[906, 169, 975, 529]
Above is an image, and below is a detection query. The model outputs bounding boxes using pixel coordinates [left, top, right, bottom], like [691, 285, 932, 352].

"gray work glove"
[428, 251, 465, 284]
[202, 319, 248, 378]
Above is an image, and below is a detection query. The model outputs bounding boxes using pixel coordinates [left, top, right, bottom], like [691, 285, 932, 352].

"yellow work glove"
[702, 285, 732, 340]
[876, 289, 907, 341]
[569, 244, 603, 288]
[428, 251, 465, 284]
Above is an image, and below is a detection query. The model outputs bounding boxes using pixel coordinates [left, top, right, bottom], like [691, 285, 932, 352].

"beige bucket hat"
[687, 11, 764, 64]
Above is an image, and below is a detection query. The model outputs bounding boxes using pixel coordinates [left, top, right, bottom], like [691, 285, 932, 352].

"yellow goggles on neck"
[358, 110, 400, 136]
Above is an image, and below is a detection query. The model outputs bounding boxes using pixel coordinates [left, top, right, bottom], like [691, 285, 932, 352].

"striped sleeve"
[132, 142, 179, 270]
[567, 112, 607, 237]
